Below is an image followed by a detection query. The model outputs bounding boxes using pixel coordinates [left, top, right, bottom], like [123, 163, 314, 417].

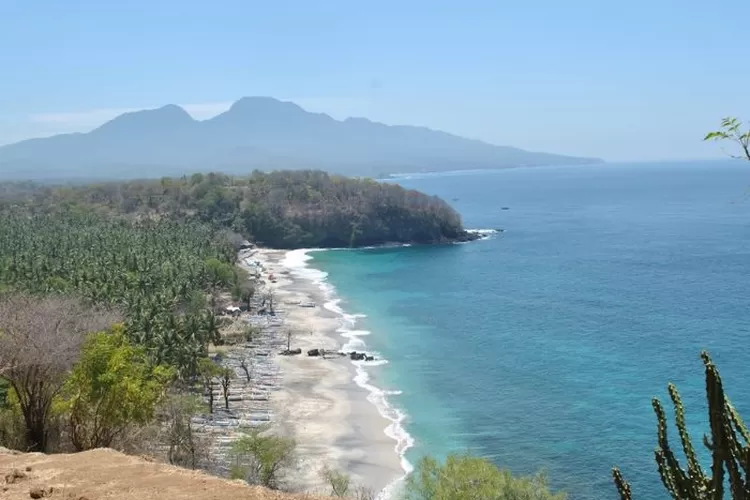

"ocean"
[286, 160, 750, 499]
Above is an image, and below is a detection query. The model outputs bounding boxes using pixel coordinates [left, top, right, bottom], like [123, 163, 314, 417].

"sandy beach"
[243, 249, 405, 497]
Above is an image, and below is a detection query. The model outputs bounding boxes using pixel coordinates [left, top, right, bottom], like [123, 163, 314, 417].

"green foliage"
[319, 465, 352, 497]
[0, 169, 470, 248]
[704, 117, 750, 161]
[0, 378, 8, 407]
[230, 426, 296, 490]
[405, 454, 566, 500]
[0, 389, 25, 450]
[230, 465, 248, 480]
[62, 326, 174, 451]
[205, 258, 235, 287]
[232, 267, 256, 310]
[0, 211, 237, 378]
[197, 358, 223, 414]
[183, 290, 208, 315]
[613, 351, 750, 500]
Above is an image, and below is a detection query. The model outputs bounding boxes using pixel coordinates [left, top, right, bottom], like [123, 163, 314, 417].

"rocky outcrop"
[348, 351, 375, 361]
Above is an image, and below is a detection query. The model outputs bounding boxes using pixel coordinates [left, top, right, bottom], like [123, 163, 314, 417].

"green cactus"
[612, 351, 750, 500]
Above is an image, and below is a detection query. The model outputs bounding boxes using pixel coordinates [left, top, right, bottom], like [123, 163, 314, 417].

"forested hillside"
[0, 170, 475, 248]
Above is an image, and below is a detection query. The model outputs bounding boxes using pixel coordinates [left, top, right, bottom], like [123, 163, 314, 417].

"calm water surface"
[309, 161, 750, 499]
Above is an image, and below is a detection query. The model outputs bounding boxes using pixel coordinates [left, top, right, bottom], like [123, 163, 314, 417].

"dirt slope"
[1, 448, 327, 500]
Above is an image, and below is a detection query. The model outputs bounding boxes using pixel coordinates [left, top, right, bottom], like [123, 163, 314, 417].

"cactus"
[612, 351, 750, 500]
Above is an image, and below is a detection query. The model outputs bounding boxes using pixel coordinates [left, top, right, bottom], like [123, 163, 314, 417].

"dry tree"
[0, 294, 120, 451]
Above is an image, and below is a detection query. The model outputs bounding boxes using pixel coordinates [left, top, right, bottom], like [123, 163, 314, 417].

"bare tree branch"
[0, 293, 121, 451]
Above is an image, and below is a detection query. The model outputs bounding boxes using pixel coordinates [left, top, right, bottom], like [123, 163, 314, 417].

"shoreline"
[246, 248, 409, 497]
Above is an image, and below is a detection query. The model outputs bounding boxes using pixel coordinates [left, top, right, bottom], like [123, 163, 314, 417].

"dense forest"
[0, 170, 476, 248]
[0, 211, 238, 379]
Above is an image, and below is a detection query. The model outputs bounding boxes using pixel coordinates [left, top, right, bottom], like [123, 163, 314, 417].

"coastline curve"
[280, 249, 414, 499]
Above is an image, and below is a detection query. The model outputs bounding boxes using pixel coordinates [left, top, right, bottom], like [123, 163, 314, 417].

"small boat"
[298, 302, 316, 308]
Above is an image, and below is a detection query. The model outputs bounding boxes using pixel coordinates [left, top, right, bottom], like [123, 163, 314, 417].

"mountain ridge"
[0, 97, 603, 181]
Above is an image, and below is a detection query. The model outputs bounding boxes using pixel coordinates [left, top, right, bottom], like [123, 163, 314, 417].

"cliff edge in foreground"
[1, 448, 328, 500]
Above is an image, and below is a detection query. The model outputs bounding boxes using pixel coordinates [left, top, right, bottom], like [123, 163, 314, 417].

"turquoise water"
[307, 161, 750, 499]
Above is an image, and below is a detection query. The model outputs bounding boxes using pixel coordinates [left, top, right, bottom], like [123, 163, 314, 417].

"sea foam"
[281, 249, 414, 499]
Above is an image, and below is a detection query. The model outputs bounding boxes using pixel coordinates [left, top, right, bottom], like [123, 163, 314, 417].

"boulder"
[307, 349, 320, 357]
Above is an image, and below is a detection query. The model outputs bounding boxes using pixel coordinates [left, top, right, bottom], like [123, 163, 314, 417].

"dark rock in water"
[350, 351, 374, 361]
[281, 348, 302, 356]
[453, 231, 481, 243]
[307, 348, 320, 357]
[365, 355, 374, 361]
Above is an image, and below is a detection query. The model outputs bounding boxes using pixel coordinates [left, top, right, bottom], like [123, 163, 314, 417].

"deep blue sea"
[299, 160, 750, 499]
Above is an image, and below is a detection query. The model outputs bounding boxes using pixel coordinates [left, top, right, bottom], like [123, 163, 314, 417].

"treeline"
[0, 170, 474, 248]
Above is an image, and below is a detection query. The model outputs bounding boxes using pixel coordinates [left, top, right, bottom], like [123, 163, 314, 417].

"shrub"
[61, 326, 174, 451]
[405, 454, 566, 500]
[320, 465, 351, 497]
[230, 426, 296, 490]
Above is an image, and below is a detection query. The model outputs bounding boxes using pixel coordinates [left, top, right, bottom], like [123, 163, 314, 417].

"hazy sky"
[1, 0, 748, 161]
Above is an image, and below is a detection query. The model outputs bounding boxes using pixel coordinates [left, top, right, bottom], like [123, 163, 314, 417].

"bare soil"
[1, 448, 327, 500]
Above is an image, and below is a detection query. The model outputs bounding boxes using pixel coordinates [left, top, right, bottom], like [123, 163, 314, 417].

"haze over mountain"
[0, 97, 602, 181]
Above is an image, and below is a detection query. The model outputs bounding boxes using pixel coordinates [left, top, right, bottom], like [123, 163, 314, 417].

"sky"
[0, 0, 748, 162]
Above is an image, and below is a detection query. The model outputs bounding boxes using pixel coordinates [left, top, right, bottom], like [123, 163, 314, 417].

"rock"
[29, 486, 53, 498]
[5, 469, 27, 484]
[347, 351, 375, 361]
[280, 348, 301, 356]
[454, 231, 482, 243]
[307, 348, 320, 357]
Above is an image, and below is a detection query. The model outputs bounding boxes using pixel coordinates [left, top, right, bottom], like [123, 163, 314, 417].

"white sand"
[248, 249, 404, 497]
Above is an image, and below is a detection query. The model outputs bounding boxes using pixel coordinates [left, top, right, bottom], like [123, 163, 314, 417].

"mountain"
[0, 97, 602, 181]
